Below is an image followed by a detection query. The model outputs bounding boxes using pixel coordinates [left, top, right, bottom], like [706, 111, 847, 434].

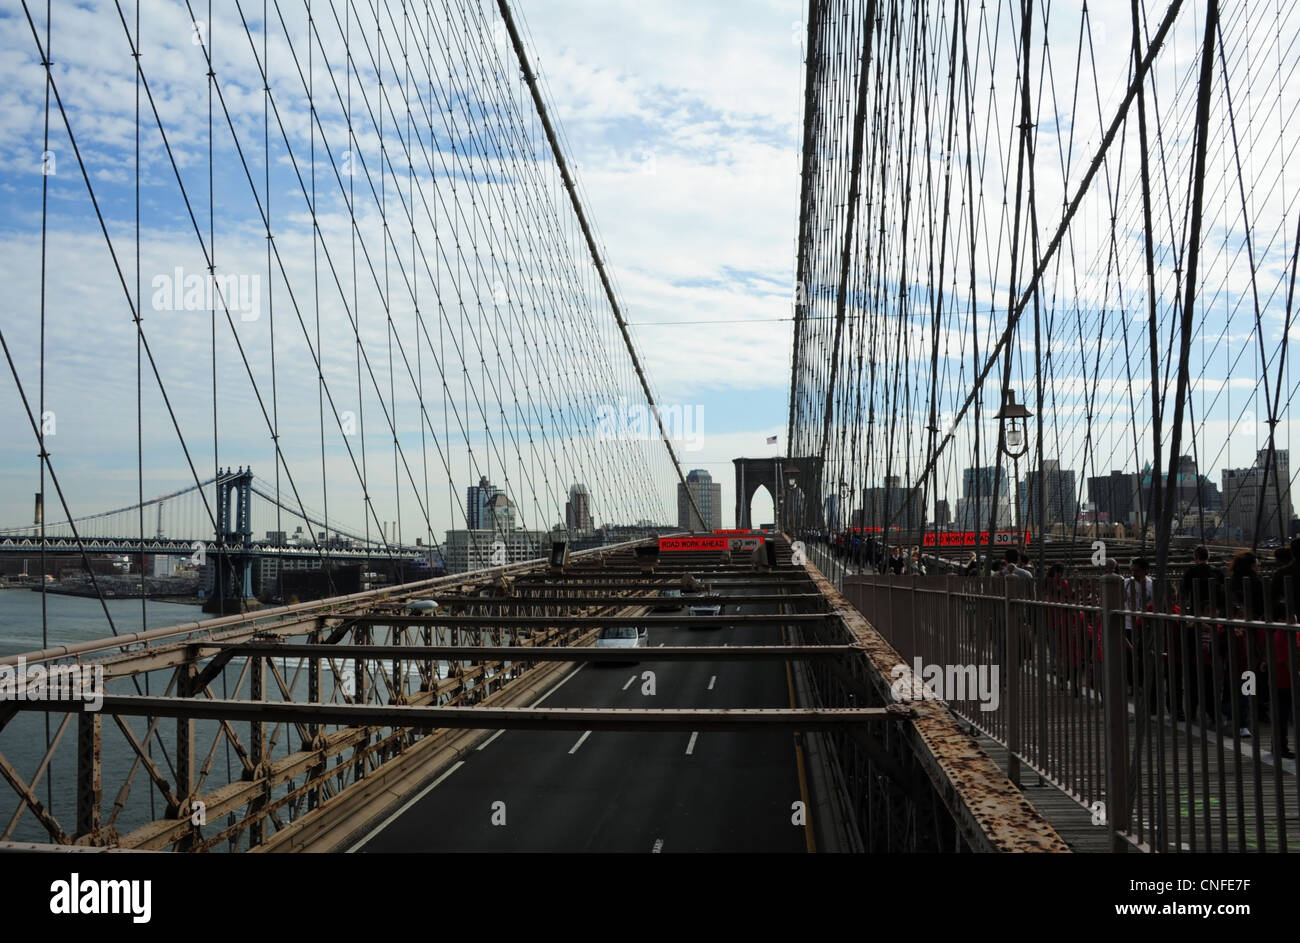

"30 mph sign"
[659, 536, 765, 552]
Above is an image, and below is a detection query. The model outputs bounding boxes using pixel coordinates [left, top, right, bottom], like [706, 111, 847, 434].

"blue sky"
[2, 0, 1298, 539]
[0, 0, 804, 536]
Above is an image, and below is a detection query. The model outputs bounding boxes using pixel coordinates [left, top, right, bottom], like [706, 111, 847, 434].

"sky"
[506, 0, 807, 525]
[0, 0, 805, 539]
[1, 1, 1297, 542]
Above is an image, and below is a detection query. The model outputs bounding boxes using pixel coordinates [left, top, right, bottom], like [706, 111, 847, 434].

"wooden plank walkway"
[972, 733, 1111, 852]
[956, 670, 1300, 852]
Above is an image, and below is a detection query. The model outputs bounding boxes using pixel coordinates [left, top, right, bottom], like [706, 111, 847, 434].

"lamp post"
[774, 457, 782, 532]
[996, 388, 1034, 788]
[996, 390, 1033, 551]
[780, 463, 800, 535]
[785, 465, 800, 537]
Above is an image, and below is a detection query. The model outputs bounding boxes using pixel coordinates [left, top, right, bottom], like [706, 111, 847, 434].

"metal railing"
[845, 572, 1300, 852]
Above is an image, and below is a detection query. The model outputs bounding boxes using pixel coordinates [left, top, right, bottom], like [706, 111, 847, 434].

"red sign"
[921, 531, 1033, 548]
[713, 529, 761, 536]
[660, 536, 765, 552]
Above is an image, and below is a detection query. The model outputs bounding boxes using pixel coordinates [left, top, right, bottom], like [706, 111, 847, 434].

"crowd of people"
[1002, 542, 1297, 760]
[817, 530, 1299, 760]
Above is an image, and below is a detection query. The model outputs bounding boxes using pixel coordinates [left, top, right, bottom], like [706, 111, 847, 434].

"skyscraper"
[956, 465, 1011, 529]
[465, 476, 503, 529]
[1087, 471, 1140, 526]
[962, 466, 1008, 500]
[678, 469, 721, 530]
[566, 483, 593, 532]
[1221, 449, 1293, 543]
[1022, 460, 1078, 530]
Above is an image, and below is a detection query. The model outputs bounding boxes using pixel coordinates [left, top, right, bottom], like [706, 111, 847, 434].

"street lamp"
[779, 464, 800, 535]
[996, 389, 1033, 547]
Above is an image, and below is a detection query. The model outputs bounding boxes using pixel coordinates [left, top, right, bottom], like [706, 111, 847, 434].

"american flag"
[766, 435, 778, 444]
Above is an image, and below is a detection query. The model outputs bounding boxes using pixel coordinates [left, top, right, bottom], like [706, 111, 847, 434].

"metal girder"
[349, 614, 832, 628]
[222, 643, 861, 662]
[509, 577, 809, 588]
[372, 592, 828, 607]
[23, 695, 900, 731]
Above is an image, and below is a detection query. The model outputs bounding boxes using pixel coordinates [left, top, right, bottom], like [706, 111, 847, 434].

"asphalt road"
[353, 591, 808, 852]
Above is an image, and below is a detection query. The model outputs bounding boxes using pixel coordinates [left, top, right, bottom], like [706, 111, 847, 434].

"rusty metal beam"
[349, 614, 831, 628]
[24, 695, 901, 731]
[222, 643, 859, 662]
[376, 593, 828, 607]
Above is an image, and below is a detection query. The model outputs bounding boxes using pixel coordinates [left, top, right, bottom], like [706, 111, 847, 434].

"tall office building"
[1221, 449, 1293, 543]
[465, 476, 503, 529]
[566, 483, 593, 532]
[956, 465, 1011, 529]
[1087, 470, 1140, 526]
[442, 528, 548, 574]
[1021, 460, 1078, 530]
[955, 494, 1013, 529]
[857, 475, 920, 530]
[678, 468, 721, 531]
[485, 492, 517, 532]
[962, 466, 1008, 500]
[824, 493, 841, 531]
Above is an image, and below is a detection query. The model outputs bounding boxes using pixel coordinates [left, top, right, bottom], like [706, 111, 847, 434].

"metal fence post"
[1101, 573, 1130, 853]
[1005, 577, 1020, 787]
[945, 574, 956, 675]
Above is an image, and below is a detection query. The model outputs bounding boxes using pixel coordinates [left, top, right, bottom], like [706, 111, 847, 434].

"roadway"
[352, 590, 809, 852]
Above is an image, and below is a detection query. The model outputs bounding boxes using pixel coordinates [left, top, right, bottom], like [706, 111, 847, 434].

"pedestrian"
[1227, 550, 1265, 738]
[888, 545, 906, 575]
[1124, 557, 1156, 713]
[1181, 545, 1225, 616]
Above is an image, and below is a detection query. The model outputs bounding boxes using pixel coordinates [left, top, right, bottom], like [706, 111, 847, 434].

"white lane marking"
[622, 674, 637, 691]
[651, 838, 664, 853]
[351, 662, 588, 850]
[532, 664, 585, 707]
[685, 731, 699, 755]
[479, 663, 586, 752]
[348, 761, 465, 852]
[707, 675, 716, 690]
[569, 730, 593, 754]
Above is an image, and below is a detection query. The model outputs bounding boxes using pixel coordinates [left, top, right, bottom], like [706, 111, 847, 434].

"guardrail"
[845, 572, 1300, 852]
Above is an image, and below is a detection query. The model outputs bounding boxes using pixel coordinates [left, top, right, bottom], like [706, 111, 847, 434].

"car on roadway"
[594, 625, 648, 663]
[654, 588, 682, 612]
[688, 602, 722, 620]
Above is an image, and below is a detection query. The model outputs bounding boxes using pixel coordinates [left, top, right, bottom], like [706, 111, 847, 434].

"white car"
[595, 625, 647, 660]
[689, 603, 722, 619]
